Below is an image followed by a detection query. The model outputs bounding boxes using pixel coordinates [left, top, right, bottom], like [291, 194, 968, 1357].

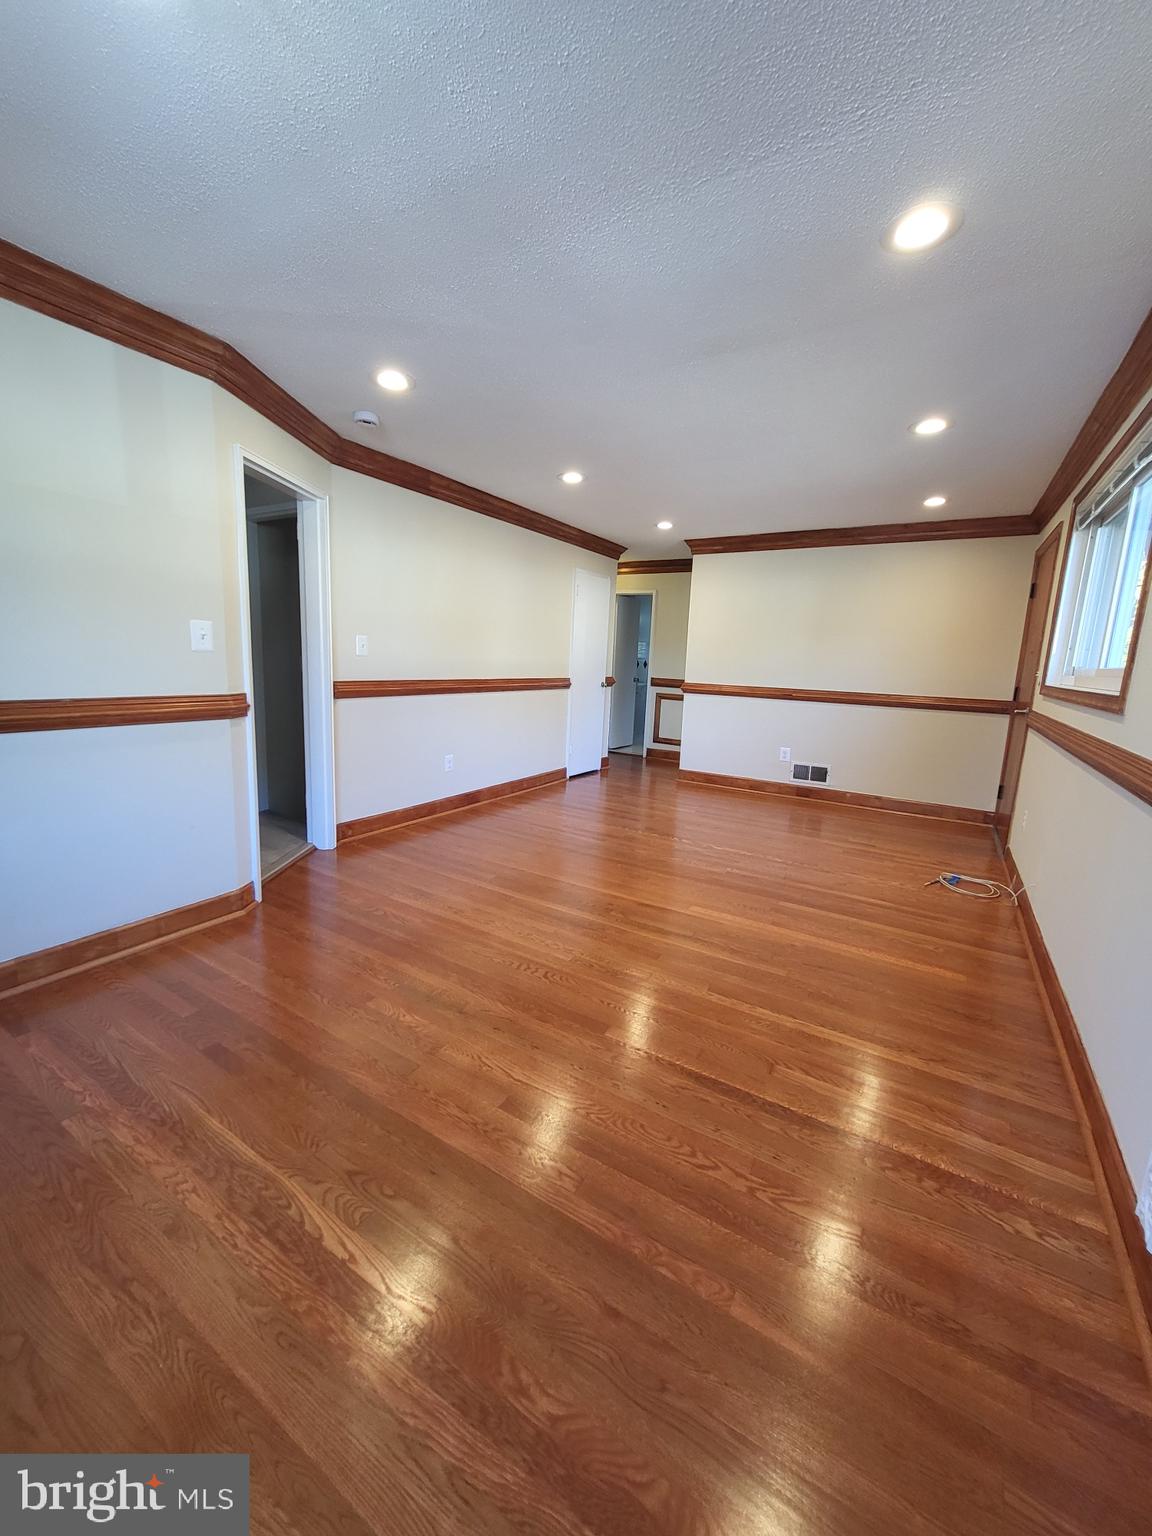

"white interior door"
[567, 569, 612, 776]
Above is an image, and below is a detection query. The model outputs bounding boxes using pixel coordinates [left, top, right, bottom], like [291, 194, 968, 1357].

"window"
[1044, 425, 1152, 710]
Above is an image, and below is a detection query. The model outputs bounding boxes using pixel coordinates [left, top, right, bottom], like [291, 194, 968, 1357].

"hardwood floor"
[2, 756, 1150, 1534]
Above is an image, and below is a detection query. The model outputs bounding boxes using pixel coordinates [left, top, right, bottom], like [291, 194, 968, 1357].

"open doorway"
[235, 451, 335, 896]
[609, 592, 652, 756]
[245, 472, 310, 878]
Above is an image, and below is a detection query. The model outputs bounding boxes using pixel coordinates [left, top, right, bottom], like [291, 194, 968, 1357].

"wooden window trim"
[1039, 424, 1152, 716]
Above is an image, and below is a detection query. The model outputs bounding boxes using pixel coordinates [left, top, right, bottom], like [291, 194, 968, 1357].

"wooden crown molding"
[0, 694, 249, 733]
[333, 677, 570, 700]
[0, 238, 625, 562]
[0, 882, 255, 998]
[1028, 710, 1152, 808]
[1031, 304, 1152, 530]
[617, 559, 693, 575]
[680, 767, 991, 824]
[685, 515, 1035, 556]
[336, 768, 566, 842]
[680, 683, 1016, 715]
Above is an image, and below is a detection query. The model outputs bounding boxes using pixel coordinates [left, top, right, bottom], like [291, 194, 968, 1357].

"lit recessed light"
[923, 495, 947, 508]
[375, 368, 410, 392]
[884, 202, 961, 253]
[656, 520, 673, 530]
[559, 470, 584, 485]
[912, 416, 949, 436]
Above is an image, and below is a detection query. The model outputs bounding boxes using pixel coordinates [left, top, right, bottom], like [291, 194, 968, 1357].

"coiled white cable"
[925, 872, 1023, 903]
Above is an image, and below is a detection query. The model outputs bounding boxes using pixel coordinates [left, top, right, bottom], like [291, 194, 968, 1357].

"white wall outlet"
[444, 753, 454, 772]
[189, 619, 214, 652]
[779, 747, 791, 763]
[1018, 808, 1029, 833]
[355, 634, 368, 656]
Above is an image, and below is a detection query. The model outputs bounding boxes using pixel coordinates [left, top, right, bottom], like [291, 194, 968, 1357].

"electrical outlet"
[189, 619, 214, 652]
[779, 747, 791, 763]
[355, 634, 368, 657]
[1018, 808, 1029, 833]
[444, 754, 454, 772]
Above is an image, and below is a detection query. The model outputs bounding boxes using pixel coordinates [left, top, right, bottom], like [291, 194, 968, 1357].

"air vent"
[809, 765, 829, 784]
[792, 763, 811, 781]
[793, 763, 830, 783]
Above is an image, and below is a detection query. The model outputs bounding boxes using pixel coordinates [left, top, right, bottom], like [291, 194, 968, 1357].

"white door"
[568, 569, 612, 776]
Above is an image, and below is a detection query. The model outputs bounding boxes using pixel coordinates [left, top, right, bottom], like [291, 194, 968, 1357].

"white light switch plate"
[779, 747, 791, 762]
[355, 634, 368, 656]
[189, 619, 214, 652]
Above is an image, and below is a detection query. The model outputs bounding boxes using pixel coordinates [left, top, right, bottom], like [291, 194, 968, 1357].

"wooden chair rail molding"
[1002, 846, 1152, 1346]
[617, 558, 693, 574]
[680, 683, 1016, 715]
[680, 767, 992, 824]
[1028, 710, 1152, 808]
[0, 238, 625, 562]
[0, 694, 249, 733]
[333, 677, 570, 700]
[649, 676, 685, 690]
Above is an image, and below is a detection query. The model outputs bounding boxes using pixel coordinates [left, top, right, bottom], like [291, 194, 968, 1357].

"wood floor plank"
[2, 755, 1149, 1534]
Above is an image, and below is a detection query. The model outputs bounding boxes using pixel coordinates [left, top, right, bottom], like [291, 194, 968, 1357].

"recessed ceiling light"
[559, 470, 584, 485]
[885, 202, 961, 253]
[375, 368, 410, 392]
[923, 495, 947, 508]
[912, 416, 949, 436]
[656, 520, 673, 530]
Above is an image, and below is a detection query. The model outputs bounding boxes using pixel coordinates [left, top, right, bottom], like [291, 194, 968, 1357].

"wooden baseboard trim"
[645, 747, 681, 765]
[678, 768, 992, 824]
[0, 882, 256, 998]
[336, 768, 567, 843]
[0, 693, 249, 733]
[600, 755, 610, 770]
[1002, 847, 1152, 1370]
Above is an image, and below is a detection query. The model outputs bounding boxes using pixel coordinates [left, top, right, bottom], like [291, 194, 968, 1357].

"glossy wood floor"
[3, 758, 1150, 1534]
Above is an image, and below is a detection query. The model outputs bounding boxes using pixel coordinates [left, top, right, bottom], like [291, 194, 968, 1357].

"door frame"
[233, 446, 336, 900]
[610, 586, 659, 754]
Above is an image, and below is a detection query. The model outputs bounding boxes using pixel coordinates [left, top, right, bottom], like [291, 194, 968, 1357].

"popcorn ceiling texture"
[1, 0, 1150, 554]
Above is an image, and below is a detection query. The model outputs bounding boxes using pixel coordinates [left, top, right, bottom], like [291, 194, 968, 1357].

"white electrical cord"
[924, 871, 1023, 903]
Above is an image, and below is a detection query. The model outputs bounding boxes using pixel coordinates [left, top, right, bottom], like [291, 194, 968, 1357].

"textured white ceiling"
[2, 0, 1150, 556]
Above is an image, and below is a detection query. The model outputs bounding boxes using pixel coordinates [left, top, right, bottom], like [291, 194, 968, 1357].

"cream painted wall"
[0, 298, 613, 963]
[1009, 384, 1152, 1197]
[615, 567, 691, 750]
[681, 539, 1034, 811]
[329, 467, 615, 822]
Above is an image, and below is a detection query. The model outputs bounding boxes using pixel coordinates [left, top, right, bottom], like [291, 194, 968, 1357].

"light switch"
[355, 634, 368, 656]
[190, 619, 214, 652]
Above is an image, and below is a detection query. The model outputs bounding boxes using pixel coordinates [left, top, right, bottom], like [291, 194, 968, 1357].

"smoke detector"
[352, 410, 380, 428]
